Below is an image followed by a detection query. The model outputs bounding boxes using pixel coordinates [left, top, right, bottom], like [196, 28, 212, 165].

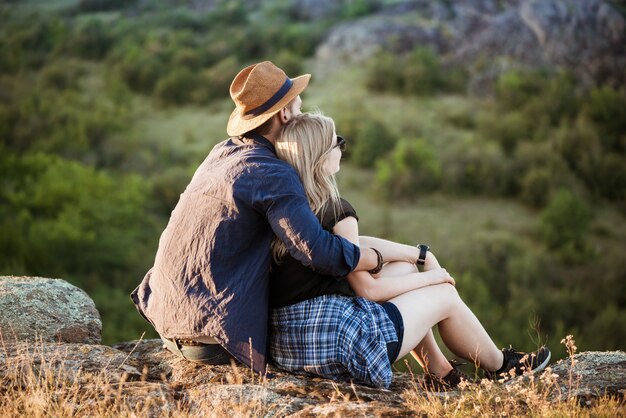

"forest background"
[1, 0, 624, 365]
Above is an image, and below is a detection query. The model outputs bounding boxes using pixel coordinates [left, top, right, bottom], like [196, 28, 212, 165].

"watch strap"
[417, 244, 430, 266]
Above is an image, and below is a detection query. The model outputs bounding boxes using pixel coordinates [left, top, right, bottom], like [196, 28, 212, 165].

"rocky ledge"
[1, 276, 624, 416]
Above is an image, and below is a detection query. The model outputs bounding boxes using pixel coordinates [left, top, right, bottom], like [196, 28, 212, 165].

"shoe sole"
[500, 350, 552, 385]
[532, 350, 551, 374]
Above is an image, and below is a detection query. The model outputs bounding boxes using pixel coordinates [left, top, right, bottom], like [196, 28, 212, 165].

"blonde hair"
[272, 112, 342, 263]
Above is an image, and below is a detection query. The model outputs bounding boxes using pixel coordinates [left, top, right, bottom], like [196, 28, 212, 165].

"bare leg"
[411, 330, 453, 377]
[381, 261, 453, 376]
[390, 283, 504, 372]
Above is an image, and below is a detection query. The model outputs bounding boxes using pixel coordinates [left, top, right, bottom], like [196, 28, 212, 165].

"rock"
[2, 335, 624, 416]
[314, 0, 626, 88]
[549, 351, 626, 405]
[0, 341, 143, 384]
[0, 276, 102, 344]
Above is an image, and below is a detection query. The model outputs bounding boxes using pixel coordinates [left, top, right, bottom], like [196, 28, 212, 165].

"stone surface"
[2, 277, 624, 415]
[108, 339, 626, 415]
[1, 339, 624, 416]
[550, 351, 626, 404]
[0, 342, 143, 384]
[314, 0, 626, 89]
[0, 276, 102, 344]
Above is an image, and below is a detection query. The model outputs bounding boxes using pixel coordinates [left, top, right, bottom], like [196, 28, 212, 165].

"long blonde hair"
[271, 112, 342, 263]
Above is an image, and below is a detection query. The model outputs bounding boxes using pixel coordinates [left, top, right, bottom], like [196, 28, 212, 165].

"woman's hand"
[427, 268, 456, 287]
[423, 251, 441, 271]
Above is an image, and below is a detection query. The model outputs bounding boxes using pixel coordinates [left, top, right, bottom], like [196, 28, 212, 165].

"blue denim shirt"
[132, 133, 360, 374]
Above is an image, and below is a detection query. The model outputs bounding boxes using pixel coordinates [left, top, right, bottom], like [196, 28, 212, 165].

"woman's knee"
[433, 283, 460, 300]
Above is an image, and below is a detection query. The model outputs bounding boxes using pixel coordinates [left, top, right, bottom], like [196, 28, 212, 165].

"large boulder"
[0, 276, 102, 344]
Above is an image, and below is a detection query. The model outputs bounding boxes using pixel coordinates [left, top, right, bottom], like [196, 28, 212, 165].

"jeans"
[161, 337, 233, 365]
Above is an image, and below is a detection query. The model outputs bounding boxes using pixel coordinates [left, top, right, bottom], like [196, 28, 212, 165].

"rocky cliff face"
[1, 276, 624, 416]
[314, 0, 626, 89]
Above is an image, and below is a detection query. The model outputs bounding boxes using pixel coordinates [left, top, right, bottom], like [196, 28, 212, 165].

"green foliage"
[65, 19, 113, 60]
[0, 152, 156, 287]
[553, 115, 626, 201]
[38, 60, 86, 90]
[90, 284, 158, 344]
[76, 0, 137, 13]
[539, 189, 592, 259]
[154, 68, 198, 105]
[375, 139, 441, 201]
[341, 0, 382, 18]
[440, 138, 515, 196]
[520, 168, 552, 208]
[195, 57, 240, 104]
[476, 110, 533, 155]
[348, 118, 395, 168]
[365, 47, 467, 96]
[585, 85, 626, 153]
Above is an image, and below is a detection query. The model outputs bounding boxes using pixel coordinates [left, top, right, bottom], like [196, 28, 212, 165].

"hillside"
[0, 0, 625, 364]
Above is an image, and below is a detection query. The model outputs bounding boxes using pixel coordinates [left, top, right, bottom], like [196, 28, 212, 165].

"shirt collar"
[245, 131, 276, 155]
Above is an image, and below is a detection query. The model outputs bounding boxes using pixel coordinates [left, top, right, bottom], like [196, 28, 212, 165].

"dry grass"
[0, 336, 623, 417]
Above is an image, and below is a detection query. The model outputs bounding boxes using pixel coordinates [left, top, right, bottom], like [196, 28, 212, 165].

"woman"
[268, 112, 550, 389]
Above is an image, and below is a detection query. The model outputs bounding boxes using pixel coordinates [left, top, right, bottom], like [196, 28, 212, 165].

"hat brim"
[226, 74, 311, 137]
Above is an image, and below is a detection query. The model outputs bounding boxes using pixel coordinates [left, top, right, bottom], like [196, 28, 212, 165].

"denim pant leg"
[161, 337, 233, 365]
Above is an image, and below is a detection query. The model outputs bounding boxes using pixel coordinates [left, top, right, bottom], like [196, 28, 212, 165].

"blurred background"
[0, 0, 624, 362]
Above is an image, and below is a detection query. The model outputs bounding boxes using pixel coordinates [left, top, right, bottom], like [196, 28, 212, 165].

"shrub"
[365, 51, 405, 93]
[477, 109, 533, 155]
[38, 60, 86, 90]
[365, 47, 467, 96]
[154, 69, 198, 105]
[495, 69, 546, 111]
[349, 118, 395, 167]
[375, 139, 441, 201]
[585, 85, 626, 153]
[272, 49, 303, 78]
[66, 19, 112, 60]
[520, 168, 551, 208]
[539, 189, 592, 258]
[76, 0, 136, 13]
[403, 47, 446, 96]
[441, 138, 515, 196]
[113, 46, 164, 94]
[195, 57, 240, 103]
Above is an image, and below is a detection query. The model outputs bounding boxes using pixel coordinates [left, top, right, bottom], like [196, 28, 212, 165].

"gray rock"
[550, 350, 626, 405]
[0, 341, 143, 384]
[2, 336, 624, 416]
[0, 276, 102, 344]
[314, 0, 626, 88]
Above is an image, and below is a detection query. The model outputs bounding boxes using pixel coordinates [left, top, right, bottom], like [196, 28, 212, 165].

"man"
[131, 61, 382, 375]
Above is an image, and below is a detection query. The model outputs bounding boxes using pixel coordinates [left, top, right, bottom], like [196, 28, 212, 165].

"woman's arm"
[334, 217, 455, 302]
[360, 235, 443, 272]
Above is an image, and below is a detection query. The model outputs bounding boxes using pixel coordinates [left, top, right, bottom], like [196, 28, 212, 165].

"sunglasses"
[333, 135, 346, 152]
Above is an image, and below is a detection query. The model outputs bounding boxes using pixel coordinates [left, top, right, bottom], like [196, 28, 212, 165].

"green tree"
[375, 139, 441, 201]
[539, 189, 592, 260]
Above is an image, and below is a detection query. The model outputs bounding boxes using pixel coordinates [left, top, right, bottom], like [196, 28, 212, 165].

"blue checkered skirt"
[269, 294, 398, 388]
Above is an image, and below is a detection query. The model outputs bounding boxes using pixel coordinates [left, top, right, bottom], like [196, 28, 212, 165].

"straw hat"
[227, 61, 311, 137]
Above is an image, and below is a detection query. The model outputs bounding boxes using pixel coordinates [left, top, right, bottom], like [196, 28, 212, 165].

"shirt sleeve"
[320, 198, 359, 230]
[249, 162, 360, 276]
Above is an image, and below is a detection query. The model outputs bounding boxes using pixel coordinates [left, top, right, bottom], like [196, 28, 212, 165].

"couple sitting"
[132, 61, 550, 390]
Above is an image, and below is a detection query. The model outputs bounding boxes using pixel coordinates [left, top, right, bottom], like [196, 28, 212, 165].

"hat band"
[245, 78, 293, 117]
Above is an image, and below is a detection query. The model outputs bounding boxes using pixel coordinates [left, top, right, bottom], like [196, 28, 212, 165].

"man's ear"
[278, 107, 290, 124]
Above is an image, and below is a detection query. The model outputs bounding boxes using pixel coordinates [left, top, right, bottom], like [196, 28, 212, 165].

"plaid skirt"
[269, 294, 398, 388]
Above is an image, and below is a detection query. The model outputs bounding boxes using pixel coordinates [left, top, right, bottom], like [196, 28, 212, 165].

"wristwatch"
[416, 244, 430, 266]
